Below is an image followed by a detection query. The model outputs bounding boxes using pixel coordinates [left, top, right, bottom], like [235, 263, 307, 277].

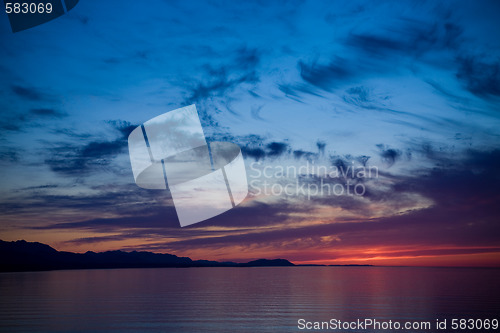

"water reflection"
[1, 267, 499, 332]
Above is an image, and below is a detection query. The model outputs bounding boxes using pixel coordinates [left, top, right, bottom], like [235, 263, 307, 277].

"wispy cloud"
[456, 56, 500, 97]
[45, 120, 137, 176]
[184, 46, 261, 106]
[11, 85, 52, 102]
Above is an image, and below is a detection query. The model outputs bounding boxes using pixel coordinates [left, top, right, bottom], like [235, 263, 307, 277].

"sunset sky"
[1, 0, 499, 266]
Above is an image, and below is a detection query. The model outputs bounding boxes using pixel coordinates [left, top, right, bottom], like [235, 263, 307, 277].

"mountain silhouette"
[0, 240, 295, 272]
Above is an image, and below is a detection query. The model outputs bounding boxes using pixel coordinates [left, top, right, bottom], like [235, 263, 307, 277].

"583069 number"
[451, 318, 498, 330]
[5, 2, 53, 14]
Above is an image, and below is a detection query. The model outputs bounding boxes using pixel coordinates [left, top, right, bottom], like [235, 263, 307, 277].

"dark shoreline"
[1, 239, 375, 273]
[0, 239, 291, 272]
[4, 240, 498, 273]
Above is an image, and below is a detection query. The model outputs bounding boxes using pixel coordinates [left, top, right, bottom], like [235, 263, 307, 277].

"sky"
[0, 0, 499, 266]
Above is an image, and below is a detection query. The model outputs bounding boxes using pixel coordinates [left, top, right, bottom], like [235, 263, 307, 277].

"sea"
[1, 266, 499, 332]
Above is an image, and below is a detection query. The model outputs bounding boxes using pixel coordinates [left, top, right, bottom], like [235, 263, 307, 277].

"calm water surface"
[1, 267, 499, 332]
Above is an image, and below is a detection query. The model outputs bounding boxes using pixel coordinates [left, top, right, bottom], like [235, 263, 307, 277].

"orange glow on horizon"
[3, 229, 500, 268]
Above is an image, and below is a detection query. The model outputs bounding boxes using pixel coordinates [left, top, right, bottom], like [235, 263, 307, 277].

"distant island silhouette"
[0, 240, 371, 272]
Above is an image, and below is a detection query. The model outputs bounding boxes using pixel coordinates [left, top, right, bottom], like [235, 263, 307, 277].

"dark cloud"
[345, 19, 463, 58]
[443, 22, 463, 49]
[282, 17, 465, 99]
[293, 149, 318, 161]
[1, 182, 171, 226]
[228, 133, 294, 162]
[236, 135, 332, 163]
[80, 140, 124, 159]
[377, 144, 402, 167]
[233, 46, 260, 71]
[425, 79, 466, 103]
[0, 116, 23, 132]
[277, 83, 323, 101]
[30, 108, 66, 118]
[184, 46, 261, 105]
[11, 85, 50, 101]
[45, 120, 138, 176]
[277, 84, 301, 101]
[345, 86, 369, 102]
[242, 147, 266, 161]
[0, 107, 66, 134]
[27, 195, 305, 240]
[266, 142, 289, 157]
[342, 86, 388, 110]
[178, 48, 261, 136]
[19, 184, 58, 191]
[62, 235, 131, 246]
[316, 141, 326, 155]
[35, 200, 302, 247]
[51, 128, 92, 139]
[456, 56, 500, 97]
[345, 33, 405, 57]
[198, 200, 311, 229]
[106, 120, 137, 139]
[285, 19, 459, 95]
[405, 140, 456, 164]
[0, 147, 21, 163]
[298, 57, 355, 91]
[187, 72, 258, 104]
[241, 141, 289, 161]
[396, 148, 500, 210]
[76, 15, 89, 25]
[37, 205, 180, 231]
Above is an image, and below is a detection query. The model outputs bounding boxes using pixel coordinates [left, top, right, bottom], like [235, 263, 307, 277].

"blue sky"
[1, 0, 499, 265]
